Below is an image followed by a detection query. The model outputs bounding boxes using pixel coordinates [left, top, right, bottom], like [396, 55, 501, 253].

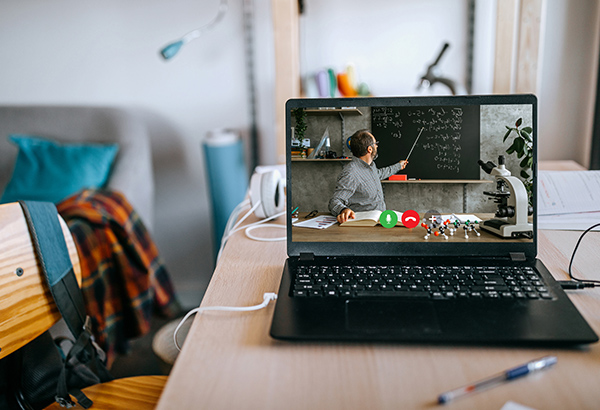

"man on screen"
[329, 129, 408, 224]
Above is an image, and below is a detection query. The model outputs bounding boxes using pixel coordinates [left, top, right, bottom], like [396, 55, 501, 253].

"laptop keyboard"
[291, 265, 553, 300]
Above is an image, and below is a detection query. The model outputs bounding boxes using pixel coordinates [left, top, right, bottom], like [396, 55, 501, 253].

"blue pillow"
[0, 135, 119, 204]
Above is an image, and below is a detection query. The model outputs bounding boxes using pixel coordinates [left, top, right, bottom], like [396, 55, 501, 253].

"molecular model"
[421, 221, 448, 240]
[421, 218, 480, 240]
[449, 219, 481, 239]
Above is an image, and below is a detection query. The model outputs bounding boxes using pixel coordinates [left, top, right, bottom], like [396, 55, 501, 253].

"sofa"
[0, 105, 155, 230]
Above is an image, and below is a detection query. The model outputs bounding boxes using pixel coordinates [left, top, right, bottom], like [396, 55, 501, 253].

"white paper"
[500, 401, 537, 410]
[293, 215, 338, 229]
[538, 211, 600, 231]
[536, 171, 600, 231]
[538, 171, 600, 215]
[441, 214, 482, 224]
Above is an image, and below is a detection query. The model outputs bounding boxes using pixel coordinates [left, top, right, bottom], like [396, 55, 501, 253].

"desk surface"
[157, 161, 600, 409]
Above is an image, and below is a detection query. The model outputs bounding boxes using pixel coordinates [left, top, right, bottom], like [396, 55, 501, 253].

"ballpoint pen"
[438, 356, 557, 404]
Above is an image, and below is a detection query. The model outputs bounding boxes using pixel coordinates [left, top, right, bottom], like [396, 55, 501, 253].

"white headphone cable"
[217, 199, 262, 262]
[245, 223, 286, 241]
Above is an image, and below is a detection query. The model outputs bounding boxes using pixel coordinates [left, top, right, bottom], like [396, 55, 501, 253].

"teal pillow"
[0, 135, 119, 204]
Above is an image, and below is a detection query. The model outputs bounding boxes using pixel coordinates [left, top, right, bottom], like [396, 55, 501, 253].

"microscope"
[478, 155, 533, 238]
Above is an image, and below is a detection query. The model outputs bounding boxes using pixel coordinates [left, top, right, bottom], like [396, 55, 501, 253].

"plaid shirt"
[58, 189, 181, 366]
[329, 157, 403, 216]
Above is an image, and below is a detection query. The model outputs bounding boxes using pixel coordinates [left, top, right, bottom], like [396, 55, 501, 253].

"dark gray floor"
[109, 315, 175, 378]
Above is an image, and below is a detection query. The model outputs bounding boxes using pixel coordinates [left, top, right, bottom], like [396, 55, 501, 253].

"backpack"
[0, 201, 112, 409]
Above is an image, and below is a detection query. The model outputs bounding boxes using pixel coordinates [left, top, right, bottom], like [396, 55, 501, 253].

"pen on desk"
[437, 356, 557, 405]
[291, 206, 299, 214]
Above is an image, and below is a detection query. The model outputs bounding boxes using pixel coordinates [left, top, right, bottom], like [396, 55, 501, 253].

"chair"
[0, 202, 166, 409]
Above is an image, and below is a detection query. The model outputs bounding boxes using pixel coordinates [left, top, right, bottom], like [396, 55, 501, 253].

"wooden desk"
[157, 162, 600, 410]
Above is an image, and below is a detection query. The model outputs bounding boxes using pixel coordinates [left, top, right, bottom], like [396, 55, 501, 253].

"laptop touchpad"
[345, 300, 442, 335]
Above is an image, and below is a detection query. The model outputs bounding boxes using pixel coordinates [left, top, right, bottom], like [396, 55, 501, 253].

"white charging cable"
[173, 292, 278, 350]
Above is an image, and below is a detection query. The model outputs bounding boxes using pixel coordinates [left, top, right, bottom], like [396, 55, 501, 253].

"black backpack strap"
[19, 201, 112, 409]
[19, 200, 86, 338]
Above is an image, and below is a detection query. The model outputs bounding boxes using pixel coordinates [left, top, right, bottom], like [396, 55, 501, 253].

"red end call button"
[401, 210, 420, 229]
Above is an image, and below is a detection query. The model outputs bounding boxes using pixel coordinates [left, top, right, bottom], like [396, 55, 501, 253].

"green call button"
[379, 210, 398, 229]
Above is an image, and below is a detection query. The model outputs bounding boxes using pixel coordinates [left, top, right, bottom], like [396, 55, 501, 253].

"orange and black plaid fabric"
[57, 189, 181, 367]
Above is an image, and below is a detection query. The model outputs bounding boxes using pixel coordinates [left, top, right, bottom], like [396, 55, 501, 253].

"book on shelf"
[340, 210, 403, 227]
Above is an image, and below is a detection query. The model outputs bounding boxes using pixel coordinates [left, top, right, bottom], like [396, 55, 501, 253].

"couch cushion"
[0, 135, 118, 204]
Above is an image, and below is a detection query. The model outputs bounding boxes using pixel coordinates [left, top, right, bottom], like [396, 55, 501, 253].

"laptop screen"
[286, 95, 537, 259]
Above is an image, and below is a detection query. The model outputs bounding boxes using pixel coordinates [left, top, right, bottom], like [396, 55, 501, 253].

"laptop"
[270, 94, 598, 345]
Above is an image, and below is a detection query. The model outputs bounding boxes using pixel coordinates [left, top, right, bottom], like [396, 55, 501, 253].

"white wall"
[299, 0, 470, 97]
[537, 0, 600, 166]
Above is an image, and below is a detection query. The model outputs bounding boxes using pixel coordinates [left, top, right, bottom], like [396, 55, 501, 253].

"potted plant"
[504, 117, 533, 204]
[292, 108, 307, 142]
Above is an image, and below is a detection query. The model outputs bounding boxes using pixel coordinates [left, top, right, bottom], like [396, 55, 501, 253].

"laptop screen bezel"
[286, 94, 538, 260]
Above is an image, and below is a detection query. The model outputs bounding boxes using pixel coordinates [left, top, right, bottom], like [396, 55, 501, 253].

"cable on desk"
[217, 198, 286, 263]
[173, 292, 278, 350]
[245, 223, 286, 241]
[562, 222, 600, 289]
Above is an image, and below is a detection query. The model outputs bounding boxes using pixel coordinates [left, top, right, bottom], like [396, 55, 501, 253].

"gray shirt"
[328, 157, 403, 216]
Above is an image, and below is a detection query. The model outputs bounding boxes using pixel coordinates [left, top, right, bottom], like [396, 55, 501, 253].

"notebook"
[270, 94, 598, 345]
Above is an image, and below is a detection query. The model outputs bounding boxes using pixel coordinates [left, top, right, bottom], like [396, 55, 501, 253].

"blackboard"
[371, 105, 480, 180]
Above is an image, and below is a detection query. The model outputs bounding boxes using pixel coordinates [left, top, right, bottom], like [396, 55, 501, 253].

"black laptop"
[270, 94, 598, 345]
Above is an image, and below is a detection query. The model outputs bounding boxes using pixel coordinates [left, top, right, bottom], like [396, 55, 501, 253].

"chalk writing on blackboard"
[371, 105, 480, 180]
[372, 107, 403, 137]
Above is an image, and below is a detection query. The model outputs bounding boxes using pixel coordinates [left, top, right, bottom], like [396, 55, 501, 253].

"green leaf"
[520, 156, 530, 168]
[527, 157, 533, 168]
[522, 126, 532, 134]
[516, 118, 523, 128]
[514, 137, 525, 155]
[521, 170, 530, 179]
[506, 140, 518, 154]
[503, 129, 512, 142]
[520, 130, 532, 142]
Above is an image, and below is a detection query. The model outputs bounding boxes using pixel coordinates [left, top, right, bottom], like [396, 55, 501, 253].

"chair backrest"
[0, 202, 81, 360]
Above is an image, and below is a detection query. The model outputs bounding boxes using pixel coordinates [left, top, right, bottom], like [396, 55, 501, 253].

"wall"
[299, 0, 471, 97]
[537, 0, 600, 167]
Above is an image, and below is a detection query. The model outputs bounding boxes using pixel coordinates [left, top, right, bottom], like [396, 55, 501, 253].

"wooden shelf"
[291, 158, 351, 162]
[304, 108, 363, 115]
[382, 179, 494, 184]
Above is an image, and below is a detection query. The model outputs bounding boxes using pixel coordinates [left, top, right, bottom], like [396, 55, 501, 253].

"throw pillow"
[0, 135, 119, 204]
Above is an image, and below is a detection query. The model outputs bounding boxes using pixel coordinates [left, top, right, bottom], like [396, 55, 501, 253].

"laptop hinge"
[510, 252, 527, 262]
[299, 253, 314, 261]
